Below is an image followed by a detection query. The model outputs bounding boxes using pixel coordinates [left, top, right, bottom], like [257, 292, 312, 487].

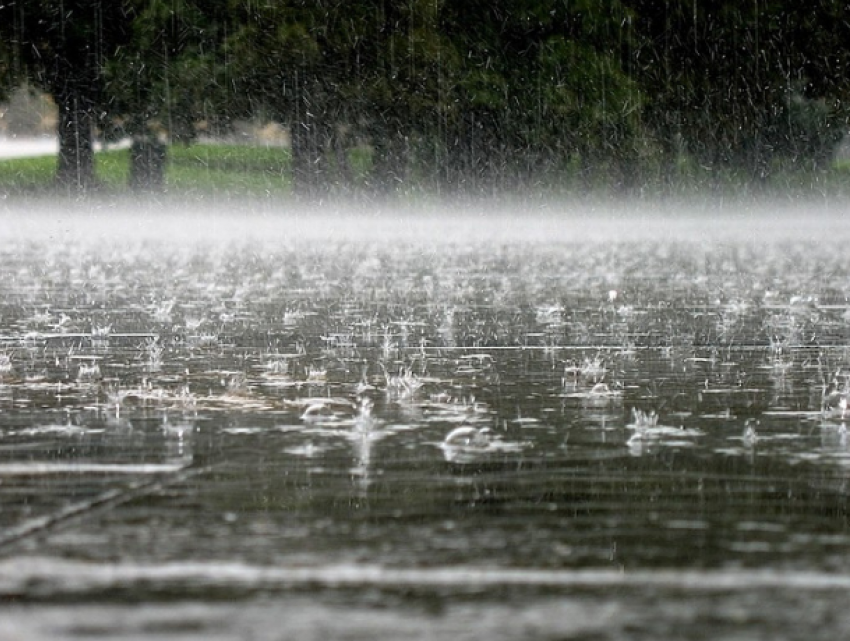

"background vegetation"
[1, 1, 849, 197]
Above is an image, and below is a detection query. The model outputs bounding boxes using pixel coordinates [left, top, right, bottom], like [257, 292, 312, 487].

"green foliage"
[624, 0, 850, 181]
[0, 32, 12, 100]
[2, 1, 850, 194]
[534, 38, 642, 150]
[102, 0, 225, 142]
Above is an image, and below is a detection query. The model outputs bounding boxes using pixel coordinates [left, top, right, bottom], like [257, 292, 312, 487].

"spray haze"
[0, 196, 838, 246]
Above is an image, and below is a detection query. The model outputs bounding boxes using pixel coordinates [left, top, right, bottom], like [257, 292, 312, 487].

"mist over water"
[0, 196, 842, 245]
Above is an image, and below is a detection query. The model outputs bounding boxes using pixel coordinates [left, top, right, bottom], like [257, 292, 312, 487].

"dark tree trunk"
[55, 86, 96, 190]
[369, 124, 408, 196]
[291, 114, 329, 199]
[441, 117, 472, 194]
[332, 126, 355, 191]
[129, 137, 167, 191]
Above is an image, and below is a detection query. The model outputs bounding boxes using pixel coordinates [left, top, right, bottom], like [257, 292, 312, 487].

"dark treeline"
[1, 1, 849, 195]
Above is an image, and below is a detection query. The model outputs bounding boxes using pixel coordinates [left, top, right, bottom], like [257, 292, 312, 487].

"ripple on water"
[1, 225, 850, 596]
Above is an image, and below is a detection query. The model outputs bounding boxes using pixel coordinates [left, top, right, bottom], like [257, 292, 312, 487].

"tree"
[4, 0, 848, 195]
[0, 1, 132, 190]
[0, 0, 229, 191]
[0, 18, 14, 102]
[624, 0, 850, 183]
[436, 0, 644, 191]
[223, 1, 330, 196]
[102, 0, 228, 190]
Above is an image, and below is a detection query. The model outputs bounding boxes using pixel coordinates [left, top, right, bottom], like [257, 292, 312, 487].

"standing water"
[0, 200, 849, 640]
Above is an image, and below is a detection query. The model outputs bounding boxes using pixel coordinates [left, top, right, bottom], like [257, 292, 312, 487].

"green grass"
[168, 144, 291, 194]
[0, 154, 59, 191]
[96, 148, 131, 188]
[3, 141, 850, 200]
[0, 143, 293, 196]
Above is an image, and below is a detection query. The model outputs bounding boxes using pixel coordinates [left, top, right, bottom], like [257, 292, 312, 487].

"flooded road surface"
[1, 202, 849, 639]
